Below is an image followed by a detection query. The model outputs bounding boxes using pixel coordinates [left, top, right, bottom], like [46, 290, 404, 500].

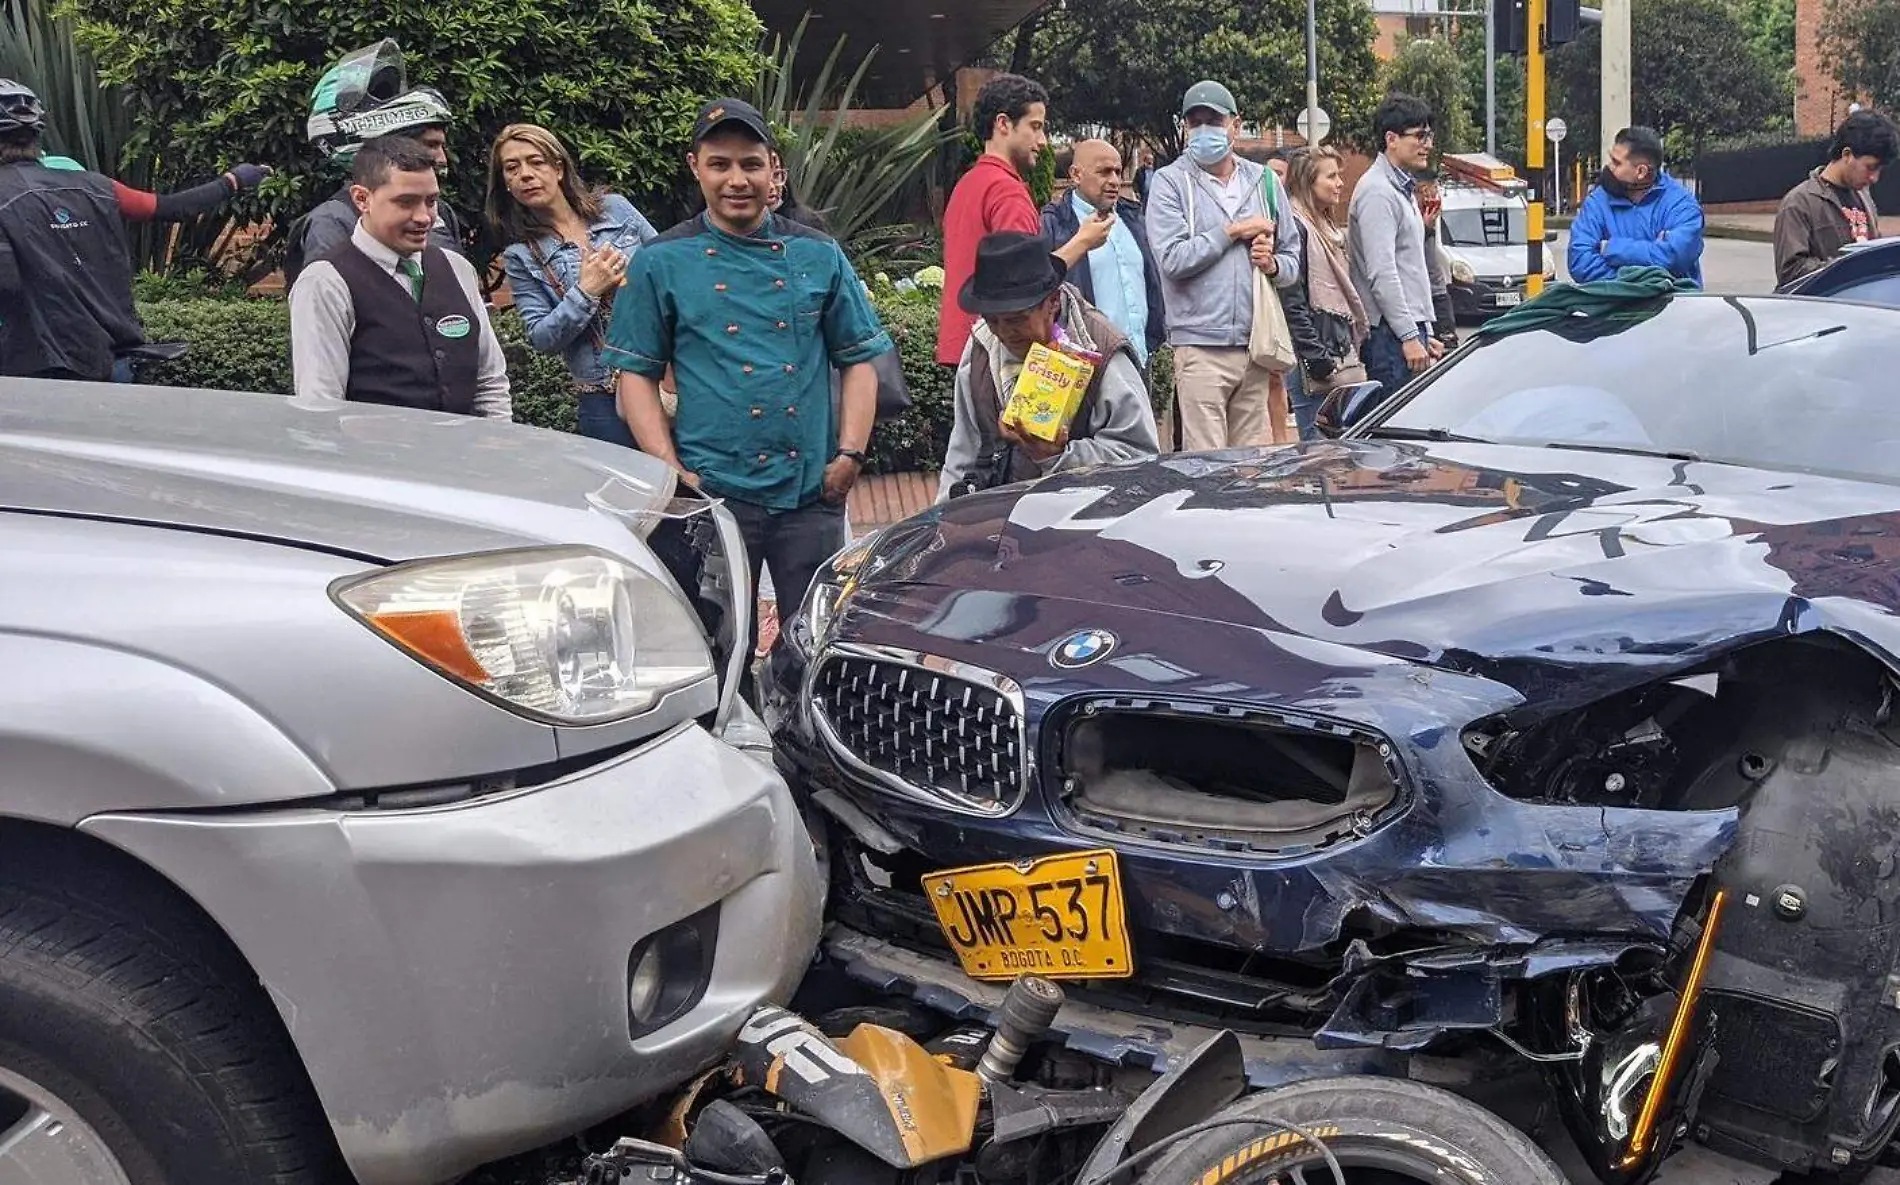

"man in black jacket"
[1040, 139, 1166, 368]
[0, 80, 144, 381]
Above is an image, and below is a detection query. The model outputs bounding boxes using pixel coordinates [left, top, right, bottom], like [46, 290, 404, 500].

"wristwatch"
[834, 448, 868, 465]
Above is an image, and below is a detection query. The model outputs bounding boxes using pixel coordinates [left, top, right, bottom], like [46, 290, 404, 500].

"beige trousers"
[1172, 345, 1279, 451]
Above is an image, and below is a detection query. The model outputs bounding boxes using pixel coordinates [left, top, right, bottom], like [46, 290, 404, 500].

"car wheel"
[1132, 1075, 1567, 1185]
[0, 866, 345, 1184]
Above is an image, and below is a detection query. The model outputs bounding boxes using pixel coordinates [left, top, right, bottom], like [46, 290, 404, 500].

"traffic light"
[1494, 0, 1529, 54]
[1547, 0, 1581, 45]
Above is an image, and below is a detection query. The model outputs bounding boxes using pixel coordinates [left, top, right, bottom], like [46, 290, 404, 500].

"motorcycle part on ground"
[1127, 1076, 1565, 1185]
[924, 1022, 994, 1071]
[978, 975, 1066, 1084]
[684, 1101, 785, 1175]
[731, 1005, 982, 1168]
[582, 1138, 789, 1185]
[1075, 1030, 1249, 1184]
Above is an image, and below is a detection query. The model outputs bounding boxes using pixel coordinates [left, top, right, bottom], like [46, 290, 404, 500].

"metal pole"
[1485, 0, 1497, 155]
[1305, 0, 1321, 147]
[1553, 135, 1561, 214]
[1601, 0, 1631, 162]
[1527, 0, 1546, 296]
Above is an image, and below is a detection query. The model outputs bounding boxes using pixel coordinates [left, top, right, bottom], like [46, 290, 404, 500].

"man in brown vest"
[938, 232, 1158, 500]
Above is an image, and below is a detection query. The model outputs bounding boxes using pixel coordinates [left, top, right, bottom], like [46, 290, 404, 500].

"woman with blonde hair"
[1280, 145, 1369, 440]
[487, 122, 659, 445]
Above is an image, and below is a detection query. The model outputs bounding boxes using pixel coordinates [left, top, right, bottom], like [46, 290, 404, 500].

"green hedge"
[132, 290, 1172, 476]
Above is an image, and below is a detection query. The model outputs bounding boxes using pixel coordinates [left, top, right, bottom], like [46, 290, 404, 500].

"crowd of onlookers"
[3, 43, 1898, 665]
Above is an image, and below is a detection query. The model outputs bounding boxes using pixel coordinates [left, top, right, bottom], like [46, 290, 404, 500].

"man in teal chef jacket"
[605, 97, 894, 668]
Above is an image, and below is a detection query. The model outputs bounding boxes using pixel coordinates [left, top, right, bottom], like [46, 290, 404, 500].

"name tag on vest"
[434, 314, 472, 340]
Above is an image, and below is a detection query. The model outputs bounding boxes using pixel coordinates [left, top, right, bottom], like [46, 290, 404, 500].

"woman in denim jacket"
[488, 123, 658, 446]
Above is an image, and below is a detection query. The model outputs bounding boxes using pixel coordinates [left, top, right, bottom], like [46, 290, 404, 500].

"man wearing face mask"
[1145, 80, 1302, 452]
[1567, 126, 1703, 287]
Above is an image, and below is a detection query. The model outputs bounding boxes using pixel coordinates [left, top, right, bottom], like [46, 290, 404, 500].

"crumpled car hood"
[875, 440, 1900, 672]
[0, 379, 676, 561]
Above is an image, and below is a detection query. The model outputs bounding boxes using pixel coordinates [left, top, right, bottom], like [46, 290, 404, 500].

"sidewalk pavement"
[1702, 212, 1900, 242]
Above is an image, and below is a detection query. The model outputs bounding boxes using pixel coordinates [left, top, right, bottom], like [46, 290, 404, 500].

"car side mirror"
[1544, 229, 1559, 243]
[1315, 380, 1386, 439]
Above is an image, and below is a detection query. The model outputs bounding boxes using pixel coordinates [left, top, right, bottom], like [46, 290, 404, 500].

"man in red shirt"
[938, 74, 1113, 365]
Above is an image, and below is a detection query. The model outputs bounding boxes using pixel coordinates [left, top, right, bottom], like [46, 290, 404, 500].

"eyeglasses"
[1401, 128, 1436, 144]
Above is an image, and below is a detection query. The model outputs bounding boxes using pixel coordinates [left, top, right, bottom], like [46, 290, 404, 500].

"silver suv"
[0, 380, 821, 1185]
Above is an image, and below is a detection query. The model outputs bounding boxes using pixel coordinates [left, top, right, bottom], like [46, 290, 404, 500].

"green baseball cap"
[1182, 80, 1238, 118]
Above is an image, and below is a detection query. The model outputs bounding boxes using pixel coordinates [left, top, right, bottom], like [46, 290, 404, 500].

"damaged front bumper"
[824, 923, 1404, 1089]
[768, 601, 1737, 1040]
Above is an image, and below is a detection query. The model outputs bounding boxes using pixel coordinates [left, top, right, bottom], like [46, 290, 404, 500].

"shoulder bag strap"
[528, 235, 608, 352]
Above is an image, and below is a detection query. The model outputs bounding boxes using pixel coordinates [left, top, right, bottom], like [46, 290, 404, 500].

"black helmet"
[0, 80, 45, 137]
[306, 41, 452, 163]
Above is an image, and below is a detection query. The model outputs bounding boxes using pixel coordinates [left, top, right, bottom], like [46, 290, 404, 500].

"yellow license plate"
[921, 849, 1133, 981]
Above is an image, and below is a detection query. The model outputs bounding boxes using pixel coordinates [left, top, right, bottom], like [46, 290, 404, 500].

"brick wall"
[1795, 0, 1847, 137]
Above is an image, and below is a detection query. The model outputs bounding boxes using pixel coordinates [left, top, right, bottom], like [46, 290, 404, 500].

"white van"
[1437, 176, 1557, 322]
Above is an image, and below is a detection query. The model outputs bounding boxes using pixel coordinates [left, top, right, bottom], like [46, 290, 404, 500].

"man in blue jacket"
[1567, 126, 1704, 287]
[1040, 139, 1166, 368]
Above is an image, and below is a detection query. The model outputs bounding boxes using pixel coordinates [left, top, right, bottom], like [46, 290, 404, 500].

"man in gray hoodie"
[1145, 79, 1302, 452]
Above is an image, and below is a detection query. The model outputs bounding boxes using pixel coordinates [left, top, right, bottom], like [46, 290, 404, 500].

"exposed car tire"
[0, 860, 345, 1184]
[1132, 1075, 1567, 1185]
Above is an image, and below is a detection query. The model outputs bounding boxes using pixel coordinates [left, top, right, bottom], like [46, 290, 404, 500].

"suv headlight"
[334, 546, 714, 724]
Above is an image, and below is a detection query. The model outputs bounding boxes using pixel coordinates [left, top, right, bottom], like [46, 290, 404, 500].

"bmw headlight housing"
[792, 530, 883, 654]
[334, 546, 714, 724]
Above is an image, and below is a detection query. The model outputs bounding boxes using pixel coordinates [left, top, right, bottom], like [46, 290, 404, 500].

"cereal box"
[1001, 341, 1100, 441]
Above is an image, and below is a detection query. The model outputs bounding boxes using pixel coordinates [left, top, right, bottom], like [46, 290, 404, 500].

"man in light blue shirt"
[1041, 139, 1166, 367]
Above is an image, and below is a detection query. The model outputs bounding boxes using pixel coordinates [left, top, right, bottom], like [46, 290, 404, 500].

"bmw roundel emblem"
[1051, 628, 1118, 670]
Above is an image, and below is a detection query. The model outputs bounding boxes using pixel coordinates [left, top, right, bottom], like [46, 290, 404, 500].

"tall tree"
[67, 0, 764, 271]
[1022, 0, 1382, 156]
[1549, 0, 1787, 161]
[1735, 0, 1797, 77]
[1822, 0, 1900, 112]
[1384, 36, 1480, 154]
[1454, 19, 1526, 165]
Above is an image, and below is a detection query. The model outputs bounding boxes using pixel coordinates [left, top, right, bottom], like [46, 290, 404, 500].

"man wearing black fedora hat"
[937, 231, 1158, 500]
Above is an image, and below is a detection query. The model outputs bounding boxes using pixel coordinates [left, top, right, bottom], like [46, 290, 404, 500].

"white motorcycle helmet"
[305, 40, 452, 164]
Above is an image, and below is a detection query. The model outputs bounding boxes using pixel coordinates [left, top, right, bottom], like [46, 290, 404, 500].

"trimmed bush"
[132, 291, 1168, 476]
[137, 298, 292, 394]
[865, 289, 954, 473]
[135, 299, 577, 436]
[71, 0, 763, 272]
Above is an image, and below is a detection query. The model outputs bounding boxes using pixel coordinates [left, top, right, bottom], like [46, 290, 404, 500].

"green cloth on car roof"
[1476, 265, 1699, 341]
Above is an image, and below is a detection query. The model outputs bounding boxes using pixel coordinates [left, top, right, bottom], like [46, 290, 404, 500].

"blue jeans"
[1286, 366, 1322, 441]
[1361, 324, 1412, 400]
[576, 391, 637, 448]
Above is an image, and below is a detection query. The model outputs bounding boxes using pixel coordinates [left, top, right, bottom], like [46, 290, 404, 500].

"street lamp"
[1547, 116, 1568, 215]
[1303, 0, 1330, 144]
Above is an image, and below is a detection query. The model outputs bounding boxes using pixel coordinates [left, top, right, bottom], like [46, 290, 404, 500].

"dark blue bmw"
[766, 292, 1900, 1183]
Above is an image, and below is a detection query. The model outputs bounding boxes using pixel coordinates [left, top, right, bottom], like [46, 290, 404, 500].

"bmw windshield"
[1356, 295, 1900, 485]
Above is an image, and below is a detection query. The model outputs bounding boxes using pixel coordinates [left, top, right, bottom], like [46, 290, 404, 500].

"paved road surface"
[1554, 232, 1774, 295]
